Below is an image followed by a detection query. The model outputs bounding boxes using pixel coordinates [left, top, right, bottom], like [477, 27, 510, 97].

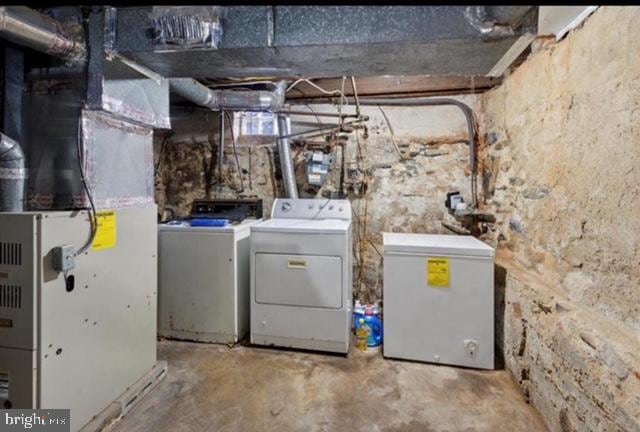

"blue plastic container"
[364, 313, 383, 347]
[190, 218, 230, 227]
[353, 302, 365, 329]
[353, 303, 383, 347]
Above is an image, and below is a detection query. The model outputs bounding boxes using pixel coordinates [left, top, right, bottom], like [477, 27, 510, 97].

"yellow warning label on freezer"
[92, 211, 117, 251]
[427, 257, 450, 287]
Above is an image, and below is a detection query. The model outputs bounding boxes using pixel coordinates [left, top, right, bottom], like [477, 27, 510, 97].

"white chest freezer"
[383, 233, 495, 369]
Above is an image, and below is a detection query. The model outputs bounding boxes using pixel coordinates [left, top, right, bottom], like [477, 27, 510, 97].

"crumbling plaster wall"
[155, 97, 478, 302]
[480, 6, 640, 431]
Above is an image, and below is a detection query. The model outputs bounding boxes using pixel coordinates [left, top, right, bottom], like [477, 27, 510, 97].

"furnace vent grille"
[0, 243, 22, 266]
[0, 285, 21, 309]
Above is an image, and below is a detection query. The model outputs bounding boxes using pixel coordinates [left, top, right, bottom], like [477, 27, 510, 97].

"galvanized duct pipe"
[276, 115, 298, 199]
[0, 6, 85, 61]
[218, 111, 225, 181]
[169, 79, 286, 112]
[355, 97, 478, 207]
[0, 133, 26, 212]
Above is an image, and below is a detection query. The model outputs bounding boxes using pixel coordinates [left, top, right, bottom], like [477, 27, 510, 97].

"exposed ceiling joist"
[285, 76, 502, 100]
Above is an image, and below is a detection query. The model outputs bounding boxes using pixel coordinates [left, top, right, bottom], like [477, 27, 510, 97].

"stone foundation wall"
[155, 99, 478, 302]
[481, 7, 640, 431]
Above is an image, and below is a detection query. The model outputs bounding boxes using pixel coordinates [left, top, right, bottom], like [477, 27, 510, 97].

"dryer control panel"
[271, 199, 352, 221]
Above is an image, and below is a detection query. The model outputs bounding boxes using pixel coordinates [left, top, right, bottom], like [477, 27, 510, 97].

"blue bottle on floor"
[363, 305, 383, 348]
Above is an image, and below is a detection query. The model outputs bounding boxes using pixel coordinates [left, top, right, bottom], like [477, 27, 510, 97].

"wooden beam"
[286, 75, 502, 100]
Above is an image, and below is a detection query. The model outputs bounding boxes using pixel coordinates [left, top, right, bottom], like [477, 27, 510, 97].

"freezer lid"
[383, 233, 494, 257]
[251, 218, 351, 234]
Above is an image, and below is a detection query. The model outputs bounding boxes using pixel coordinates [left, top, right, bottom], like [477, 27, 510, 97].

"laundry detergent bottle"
[364, 305, 383, 348]
[355, 318, 370, 351]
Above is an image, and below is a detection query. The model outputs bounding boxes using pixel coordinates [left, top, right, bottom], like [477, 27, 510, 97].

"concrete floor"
[115, 341, 547, 432]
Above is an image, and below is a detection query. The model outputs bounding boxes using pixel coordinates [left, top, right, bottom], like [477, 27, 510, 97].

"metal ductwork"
[169, 79, 286, 112]
[0, 133, 26, 212]
[276, 115, 298, 199]
[0, 6, 85, 61]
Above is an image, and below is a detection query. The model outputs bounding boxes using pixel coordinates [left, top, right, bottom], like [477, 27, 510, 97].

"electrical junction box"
[52, 244, 75, 273]
[383, 233, 495, 369]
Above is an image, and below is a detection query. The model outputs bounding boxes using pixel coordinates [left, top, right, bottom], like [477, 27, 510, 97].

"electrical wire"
[207, 80, 281, 89]
[225, 111, 245, 193]
[338, 77, 346, 130]
[304, 104, 323, 127]
[286, 78, 345, 99]
[350, 76, 362, 118]
[154, 134, 171, 176]
[377, 105, 406, 160]
[355, 97, 478, 207]
[248, 146, 253, 190]
[75, 117, 97, 256]
[349, 206, 381, 258]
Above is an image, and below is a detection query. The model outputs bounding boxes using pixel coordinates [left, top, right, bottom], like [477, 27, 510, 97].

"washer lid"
[383, 233, 494, 257]
[159, 218, 261, 233]
[251, 218, 351, 234]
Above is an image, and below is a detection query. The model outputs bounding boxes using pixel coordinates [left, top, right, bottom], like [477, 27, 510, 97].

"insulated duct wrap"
[151, 6, 223, 50]
[22, 64, 165, 210]
[0, 133, 26, 212]
[23, 80, 155, 210]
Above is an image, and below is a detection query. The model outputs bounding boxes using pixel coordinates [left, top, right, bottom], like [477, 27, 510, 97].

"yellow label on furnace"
[92, 211, 117, 251]
[427, 257, 450, 287]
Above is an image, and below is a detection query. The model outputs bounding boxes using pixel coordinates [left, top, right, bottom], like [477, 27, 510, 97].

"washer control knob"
[281, 202, 292, 212]
[338, 207, 343, 212]
[329, 205, 334, 210]
[308, 204, 314, 209]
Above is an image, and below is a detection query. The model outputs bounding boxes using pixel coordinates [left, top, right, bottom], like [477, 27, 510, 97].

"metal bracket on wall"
[487, 32, 536, 77]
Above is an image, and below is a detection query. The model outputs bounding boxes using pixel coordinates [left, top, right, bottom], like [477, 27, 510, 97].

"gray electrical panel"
[0, 205, 160, 431]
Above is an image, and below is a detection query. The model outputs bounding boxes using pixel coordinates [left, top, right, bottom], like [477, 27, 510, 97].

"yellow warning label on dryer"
[427, 257, 450, 287]
[92, 211, 117, 251]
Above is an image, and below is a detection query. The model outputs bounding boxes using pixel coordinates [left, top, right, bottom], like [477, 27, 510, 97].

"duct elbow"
[0, 133, 25, 167]
[269, 81, 287, 111]
[169, 78, 287, 112]
[0, 133, 26, 212]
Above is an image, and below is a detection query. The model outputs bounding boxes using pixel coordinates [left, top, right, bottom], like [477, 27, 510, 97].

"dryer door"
[255, 253, 342, 309]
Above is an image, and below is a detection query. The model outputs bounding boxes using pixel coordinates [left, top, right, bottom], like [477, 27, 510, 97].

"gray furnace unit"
[383, 233, 495, 369]
[0, 205, 164, 431]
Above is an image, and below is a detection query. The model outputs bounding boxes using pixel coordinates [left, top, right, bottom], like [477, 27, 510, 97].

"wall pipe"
[218, 111, 225, 182]
[169, 79, 287, 112]
[276, 115, 298, 199]
[346, 97, 478, 207]
[0, 6, 85, 61]
[0, 133, 26, 212]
